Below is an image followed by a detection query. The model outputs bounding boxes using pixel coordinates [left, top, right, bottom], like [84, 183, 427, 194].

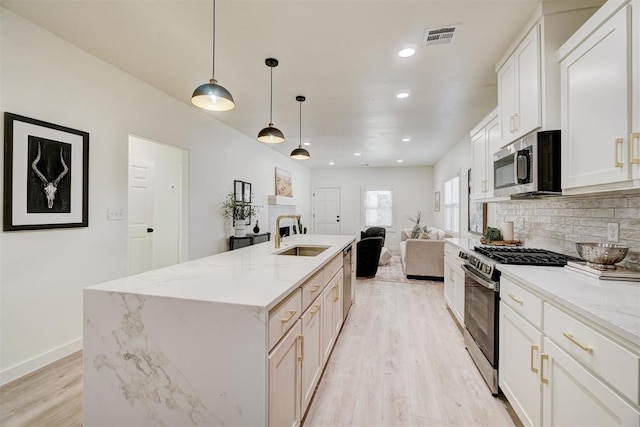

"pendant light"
[191, 0, 235, 111]
[290, 96, 310, 160]
[257, 58, 285, 143]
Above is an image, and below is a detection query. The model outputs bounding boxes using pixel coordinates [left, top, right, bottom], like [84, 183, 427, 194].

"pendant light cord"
[299, 99, 302, 148]
[269, 66, 274, 125]
[211, 0, 216, 80]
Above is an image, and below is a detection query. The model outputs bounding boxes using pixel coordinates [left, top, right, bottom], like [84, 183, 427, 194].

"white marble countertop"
[498, 265, 640, 347]
[445, 238, 640, 347]
[86, 234, 354, 311]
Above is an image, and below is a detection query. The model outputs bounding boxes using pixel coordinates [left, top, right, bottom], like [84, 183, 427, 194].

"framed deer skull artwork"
[3, 113, 89, 231]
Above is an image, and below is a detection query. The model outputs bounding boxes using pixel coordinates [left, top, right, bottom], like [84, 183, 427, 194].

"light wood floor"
[0, 279, 519, 427]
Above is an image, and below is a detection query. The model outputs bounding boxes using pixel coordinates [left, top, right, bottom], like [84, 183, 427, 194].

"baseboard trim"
[0, 337, 82, 386]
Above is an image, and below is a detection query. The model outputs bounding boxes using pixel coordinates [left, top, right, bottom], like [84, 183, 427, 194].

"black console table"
[229, 232, 271, 251]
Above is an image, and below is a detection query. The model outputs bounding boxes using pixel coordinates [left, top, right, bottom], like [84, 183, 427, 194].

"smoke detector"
[423, 25, 459, 46]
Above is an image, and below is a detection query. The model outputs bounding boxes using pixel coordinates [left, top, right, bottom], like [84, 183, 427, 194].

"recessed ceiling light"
[397, 159, 404, 163]
[398, 48, 415, 58]
[354, 152, 361, 156]
[303, 142, 311, 146]
[402, 138, 410, 142]
[396, 92, 409, 99]
[329, 161, 335, 165]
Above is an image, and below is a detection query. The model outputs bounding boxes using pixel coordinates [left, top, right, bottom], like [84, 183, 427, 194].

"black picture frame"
[243, 182, 251, 203]
[468, 168, 487, 235]
[234, 180, 243, 202]
[3, 113, 89, 231]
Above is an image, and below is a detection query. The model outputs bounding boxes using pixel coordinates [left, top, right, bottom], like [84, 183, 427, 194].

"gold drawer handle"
[540, 354, 549, 384]
[309, 284, 321, 293]
[508, 293, 524, 305]
[563, 332, 593, 353]
[530, 345, 539, 373]
[310, 304, 320, 315]
[513, 112, 519, 132]
[614, 138, 624, 168]
[333, 285, 339, 302]
[298, 335, 304, 362]
[280, 310, 297, 323]
[631, 132, 640, 164]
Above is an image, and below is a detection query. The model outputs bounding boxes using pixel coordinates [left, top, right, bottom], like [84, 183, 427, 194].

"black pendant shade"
[257, 58, 285, 143]
[290, 95, 310, 160]
[191, 0, 235, 111]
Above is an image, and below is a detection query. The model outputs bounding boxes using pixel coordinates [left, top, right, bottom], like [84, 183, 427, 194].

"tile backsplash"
[495, 191, 640, 270]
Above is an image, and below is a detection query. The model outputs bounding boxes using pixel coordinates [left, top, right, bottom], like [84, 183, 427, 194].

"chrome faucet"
[275, 214, 301, 248]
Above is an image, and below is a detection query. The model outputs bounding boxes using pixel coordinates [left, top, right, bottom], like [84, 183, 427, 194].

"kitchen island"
[83, 234, 355, 426]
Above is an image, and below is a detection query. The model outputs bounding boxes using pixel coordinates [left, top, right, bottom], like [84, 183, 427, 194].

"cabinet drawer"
[544, 303, 640, 405]
[323, 253, 342, 284]
[269, 289, 302, 350]
[500, 277, 542, 329]
[301, 269, 324, 311]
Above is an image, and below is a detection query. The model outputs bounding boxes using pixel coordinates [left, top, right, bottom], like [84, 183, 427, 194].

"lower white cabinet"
[269, 321, 302, 427]
[444, 244, 465, 326]
[322, 270, 343, 364]
[301, 300, 323, 415]
[499, 275, 640, 426]
[542, 338, 640, 426]
[499, 302, 543, 427]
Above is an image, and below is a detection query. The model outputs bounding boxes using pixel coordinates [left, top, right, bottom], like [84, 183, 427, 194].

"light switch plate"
[607, 223, 619, 242]
[107, 207, 125, 221]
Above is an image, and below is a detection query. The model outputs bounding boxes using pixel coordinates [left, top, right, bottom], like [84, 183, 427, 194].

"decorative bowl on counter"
[575, 242, 629, 270]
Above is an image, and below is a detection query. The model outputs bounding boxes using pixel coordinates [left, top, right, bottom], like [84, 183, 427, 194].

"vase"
[253, 221, 260, 234]
[234, 223, 247, 237]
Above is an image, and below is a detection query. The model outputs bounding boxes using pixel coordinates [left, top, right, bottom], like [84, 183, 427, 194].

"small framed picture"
[234, 180, 243, 202]
[243, 182, 251, 203]
[3, 113, 89, 231]
[434, 191, 441, 212]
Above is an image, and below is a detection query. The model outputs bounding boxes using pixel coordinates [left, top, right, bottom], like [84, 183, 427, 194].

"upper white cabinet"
[498, 25, 541, 143]
[470, 108, 499, 200]
[560, 0, 640, 194]
[496, 2, 603, 147]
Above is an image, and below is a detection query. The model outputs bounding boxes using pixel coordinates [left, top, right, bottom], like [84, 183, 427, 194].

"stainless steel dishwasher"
[342, 244, 353, 316]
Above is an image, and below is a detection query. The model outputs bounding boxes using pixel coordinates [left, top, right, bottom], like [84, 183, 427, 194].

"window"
[362, 187, 393, 228]
[443, 175, 460, 234]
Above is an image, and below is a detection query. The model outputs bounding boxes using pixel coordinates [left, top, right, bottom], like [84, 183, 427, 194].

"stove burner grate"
[473, 246, 581, 266]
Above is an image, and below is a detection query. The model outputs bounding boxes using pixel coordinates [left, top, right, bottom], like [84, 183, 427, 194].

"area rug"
[359, 255, 442, 285]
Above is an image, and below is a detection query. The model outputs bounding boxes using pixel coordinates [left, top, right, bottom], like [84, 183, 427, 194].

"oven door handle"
[462, 264, 497, 291]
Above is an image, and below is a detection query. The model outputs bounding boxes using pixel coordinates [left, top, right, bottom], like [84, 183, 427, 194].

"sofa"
[399, 226, 452, 280]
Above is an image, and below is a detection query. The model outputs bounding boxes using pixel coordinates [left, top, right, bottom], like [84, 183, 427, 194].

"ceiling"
[1, 0, 541, 169]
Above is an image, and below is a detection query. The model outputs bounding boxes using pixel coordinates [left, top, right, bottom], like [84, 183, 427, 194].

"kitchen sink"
[275, 245, 330, 257]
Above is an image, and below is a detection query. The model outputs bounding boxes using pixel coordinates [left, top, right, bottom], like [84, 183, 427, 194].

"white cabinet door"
[632, 0, 640, 180]
[269, 321, 302, 427]
[331, 273, 343, 339]
[471, 129, 488, 200]
[561, 6, 631, 190]
[498, 57, 517, 143]
[452, 266, 465, 326]
[485, 115, 501, 196]
[300, 301, 323, 415]
[444, 258, 456, 309]
[541, 338, 640, 427]
[515, 25, 541, 138]
[499, 303, 543, 427]
[322, 281, 336, 364]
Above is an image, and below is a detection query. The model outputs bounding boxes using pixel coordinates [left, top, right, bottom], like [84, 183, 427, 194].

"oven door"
[463, 264, 499, 367]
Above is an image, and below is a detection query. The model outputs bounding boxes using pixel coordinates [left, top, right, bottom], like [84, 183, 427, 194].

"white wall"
[311, 167, 433, 250]
[0, 8, 311, 384]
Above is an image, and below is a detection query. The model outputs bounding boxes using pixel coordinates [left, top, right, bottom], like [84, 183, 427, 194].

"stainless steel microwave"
[493, 130, 561, 197]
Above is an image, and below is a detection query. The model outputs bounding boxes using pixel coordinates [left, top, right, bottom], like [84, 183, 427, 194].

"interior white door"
[128, 158, 154, 275]
[312, 188, 340, 234]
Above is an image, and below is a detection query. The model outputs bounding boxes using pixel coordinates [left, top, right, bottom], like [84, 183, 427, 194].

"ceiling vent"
[423, 25, 459, 47]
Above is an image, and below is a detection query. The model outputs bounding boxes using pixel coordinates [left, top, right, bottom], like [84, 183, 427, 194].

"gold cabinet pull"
[540, 354, 549, 384]
[513, 112, 519, 132]
[631, 132, 640, 165]
[309, 284, 321, 293]
[614, 138, 624, 168]
[298, 335, 304, 362]
[530, 345, 539, 373]
[510, 115, 515, 133]
[281, 310, 297, 323]
[508, 293, 524, 305]
[310, 304, 320, 315]
[333, 285, 339, 302]
[563, 332, 593, 353]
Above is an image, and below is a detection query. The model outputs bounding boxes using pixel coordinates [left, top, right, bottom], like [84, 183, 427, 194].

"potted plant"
[408, 210, 424, 238]
[219, 192, 261, 237]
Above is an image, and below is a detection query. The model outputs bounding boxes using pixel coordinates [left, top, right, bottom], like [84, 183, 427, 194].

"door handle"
[147, 228, 154, 233]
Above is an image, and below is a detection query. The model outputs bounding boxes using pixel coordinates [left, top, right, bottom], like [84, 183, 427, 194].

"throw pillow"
[418, 230, 430, 239]
[378, 247, 392, 265]
[411, 224, 421, 238]
[427, 227, 440, 240]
